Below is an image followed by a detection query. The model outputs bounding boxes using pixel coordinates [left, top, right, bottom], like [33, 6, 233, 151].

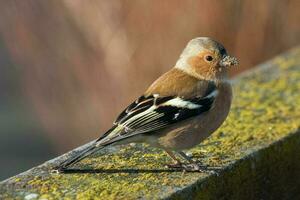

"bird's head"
[175, 37, 238, 81]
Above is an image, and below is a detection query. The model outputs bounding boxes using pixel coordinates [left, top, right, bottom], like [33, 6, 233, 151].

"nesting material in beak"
[219, 55, 238, 67]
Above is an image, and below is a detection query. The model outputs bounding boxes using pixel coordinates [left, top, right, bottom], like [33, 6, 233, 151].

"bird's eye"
[205, 55, 213, 62]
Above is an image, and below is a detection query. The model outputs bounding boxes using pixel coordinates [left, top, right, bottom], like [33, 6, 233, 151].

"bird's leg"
[165, 150, 218, 173]
[178, 151, 194, 164]
[177, 151, 217, 174]
[164, 150, 183, 168]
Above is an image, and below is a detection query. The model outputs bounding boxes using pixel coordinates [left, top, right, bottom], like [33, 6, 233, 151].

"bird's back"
[145, 68, 212, 98]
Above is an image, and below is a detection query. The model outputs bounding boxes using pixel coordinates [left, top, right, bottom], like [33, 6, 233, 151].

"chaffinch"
[55, 37, 238, 172]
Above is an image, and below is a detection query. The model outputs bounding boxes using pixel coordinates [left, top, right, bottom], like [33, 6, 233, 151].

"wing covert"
[98, 83, 218, 145]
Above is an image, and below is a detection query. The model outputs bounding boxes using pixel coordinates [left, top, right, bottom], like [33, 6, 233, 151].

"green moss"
[1, 47, 300, 199]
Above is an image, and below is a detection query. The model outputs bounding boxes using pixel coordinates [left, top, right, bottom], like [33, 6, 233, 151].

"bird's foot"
[165, 162, 184, 169]
[166, 162, 219, 174]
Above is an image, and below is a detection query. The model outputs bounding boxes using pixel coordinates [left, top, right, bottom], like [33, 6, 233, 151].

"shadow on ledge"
[56, 166, 222, 174]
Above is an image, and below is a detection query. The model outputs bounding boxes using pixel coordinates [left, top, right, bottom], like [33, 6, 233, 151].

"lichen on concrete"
[1, 47, 300, 200]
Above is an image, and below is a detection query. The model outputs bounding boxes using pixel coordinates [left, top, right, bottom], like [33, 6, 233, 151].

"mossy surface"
[1, 47, 300, 200]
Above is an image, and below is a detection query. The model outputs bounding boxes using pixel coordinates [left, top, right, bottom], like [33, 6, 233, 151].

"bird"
[54, 37, 238, 173]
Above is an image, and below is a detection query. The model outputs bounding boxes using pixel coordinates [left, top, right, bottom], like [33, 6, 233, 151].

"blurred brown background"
[0, 0, 299, 180]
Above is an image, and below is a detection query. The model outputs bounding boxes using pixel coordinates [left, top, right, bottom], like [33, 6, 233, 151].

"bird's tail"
[53, 142, 104, 173]
[53, 126, 119, 173]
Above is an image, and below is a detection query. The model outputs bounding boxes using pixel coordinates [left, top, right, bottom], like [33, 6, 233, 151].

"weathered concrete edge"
[1, 48, 295, 184]
[233, 46, 299, 82]
[165, 129, 300, 200]
[0, 140, 98, 183]
[1, 47, 300, 199]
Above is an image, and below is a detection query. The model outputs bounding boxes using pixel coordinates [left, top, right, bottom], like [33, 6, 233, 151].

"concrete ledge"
[1, 47, 300, 200]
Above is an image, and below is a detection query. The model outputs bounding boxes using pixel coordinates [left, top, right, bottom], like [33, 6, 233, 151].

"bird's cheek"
[187, 56, 204, 68]
[188, 56, 209, 70]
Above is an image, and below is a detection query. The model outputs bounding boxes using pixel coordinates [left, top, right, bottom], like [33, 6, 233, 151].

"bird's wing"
[96, 84, 218, 146]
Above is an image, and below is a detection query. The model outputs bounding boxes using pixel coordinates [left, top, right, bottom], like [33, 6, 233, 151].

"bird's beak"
[219, 55, 238, 67]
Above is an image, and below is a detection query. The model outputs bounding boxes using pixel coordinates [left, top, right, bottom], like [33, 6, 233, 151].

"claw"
[165, 163, 183, 169]
[166, 162, 219, 174]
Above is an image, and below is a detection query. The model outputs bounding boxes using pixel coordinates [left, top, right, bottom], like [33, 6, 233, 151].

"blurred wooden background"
[0, 0, 299, 179]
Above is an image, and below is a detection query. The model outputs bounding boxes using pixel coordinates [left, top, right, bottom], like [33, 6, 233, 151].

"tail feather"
[52, 126, 131, 173]
[55, 143, 103, 172]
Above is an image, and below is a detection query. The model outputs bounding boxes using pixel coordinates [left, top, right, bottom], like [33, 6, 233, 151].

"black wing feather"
[98, 83, 218, 145]
[115, 94, 215, 133]
[114, 95, 154, 124]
